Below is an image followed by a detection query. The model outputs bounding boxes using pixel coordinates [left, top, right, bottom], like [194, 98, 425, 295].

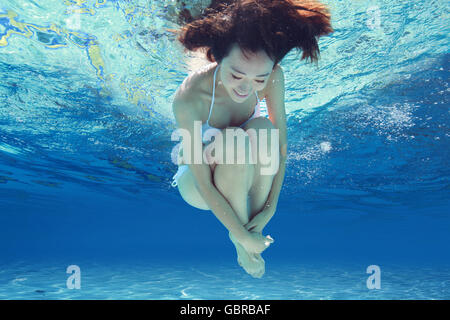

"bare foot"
[229, 232, 265, 278]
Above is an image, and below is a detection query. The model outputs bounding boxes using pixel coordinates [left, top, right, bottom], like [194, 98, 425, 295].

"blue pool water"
[0, 0, 449, 299]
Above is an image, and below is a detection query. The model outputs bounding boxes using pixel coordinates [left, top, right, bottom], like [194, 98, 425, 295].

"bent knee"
[243, 117, 275, 131]
[208, 127, 252, 165]
[220, 127, 253, 164]
[242, 118, 277, 147]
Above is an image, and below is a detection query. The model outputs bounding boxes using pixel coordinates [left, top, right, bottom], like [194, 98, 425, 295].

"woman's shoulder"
[183, 62, 216, 95]
[172, 63, 217, 119]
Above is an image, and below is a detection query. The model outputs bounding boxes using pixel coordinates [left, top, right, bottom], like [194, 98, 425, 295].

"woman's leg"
[242, 117, 280, 221]
[209, 127, 255, 224]
[220, 117, 278, 278]
[210, 127, 265, 277]
[175, 126, 255, 213]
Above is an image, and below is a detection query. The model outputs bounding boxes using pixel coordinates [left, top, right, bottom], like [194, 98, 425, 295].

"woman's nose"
[238, 83, 251, 94]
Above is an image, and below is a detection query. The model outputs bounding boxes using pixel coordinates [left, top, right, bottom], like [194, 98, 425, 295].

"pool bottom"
[0, 259, 448, 300]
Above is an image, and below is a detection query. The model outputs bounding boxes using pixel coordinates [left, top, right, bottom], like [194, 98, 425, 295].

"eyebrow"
[231, 66, 271, 77]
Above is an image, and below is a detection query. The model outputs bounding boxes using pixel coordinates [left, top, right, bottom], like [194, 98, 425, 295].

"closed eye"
[232, 74, 265, 83]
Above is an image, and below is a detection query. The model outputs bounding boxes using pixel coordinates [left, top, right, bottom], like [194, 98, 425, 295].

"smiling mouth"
[233, 89, 249, 98]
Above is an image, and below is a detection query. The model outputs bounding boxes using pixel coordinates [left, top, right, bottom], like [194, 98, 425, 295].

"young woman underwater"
[171, 0, 333, 278]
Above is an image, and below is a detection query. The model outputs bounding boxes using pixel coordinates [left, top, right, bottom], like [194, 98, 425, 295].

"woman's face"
[219, 44, 274, 103]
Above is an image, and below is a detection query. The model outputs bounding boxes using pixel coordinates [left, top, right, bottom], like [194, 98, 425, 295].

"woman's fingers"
[244, 222, 256, 231]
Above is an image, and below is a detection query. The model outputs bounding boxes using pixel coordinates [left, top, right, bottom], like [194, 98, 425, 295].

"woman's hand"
[244, 206, 276, 233]
[241, 231, 274, 254]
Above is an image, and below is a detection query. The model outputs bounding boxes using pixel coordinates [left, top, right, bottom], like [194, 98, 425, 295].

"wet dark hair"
[176, 0, 334, 66]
